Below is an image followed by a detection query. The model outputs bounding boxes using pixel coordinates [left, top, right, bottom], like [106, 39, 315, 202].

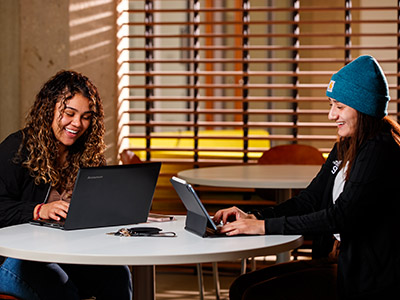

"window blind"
[116, 0, 400, 212]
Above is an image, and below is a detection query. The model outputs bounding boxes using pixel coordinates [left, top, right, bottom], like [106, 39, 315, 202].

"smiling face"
[51, 93, 93, 153]
[328, 98, 358, 137]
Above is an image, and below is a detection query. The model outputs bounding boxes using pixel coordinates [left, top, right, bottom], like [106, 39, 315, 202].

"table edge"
[0, 236, 303, 266]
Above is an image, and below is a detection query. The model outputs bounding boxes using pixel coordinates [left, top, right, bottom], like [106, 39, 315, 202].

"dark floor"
[155, 254, 296, 300]
[156, 265, 234, 300]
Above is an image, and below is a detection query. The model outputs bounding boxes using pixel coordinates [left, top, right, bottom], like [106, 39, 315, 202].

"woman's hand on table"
[213, 206, 265, 236]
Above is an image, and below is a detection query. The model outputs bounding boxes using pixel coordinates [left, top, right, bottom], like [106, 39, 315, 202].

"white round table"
[0, 216, 303, 300]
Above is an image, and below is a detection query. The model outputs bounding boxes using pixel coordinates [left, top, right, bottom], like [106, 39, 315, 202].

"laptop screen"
[31, 162, 161, 230]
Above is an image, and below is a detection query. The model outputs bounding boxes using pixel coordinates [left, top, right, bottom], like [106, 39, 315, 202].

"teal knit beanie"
[326, 55, 390, 118]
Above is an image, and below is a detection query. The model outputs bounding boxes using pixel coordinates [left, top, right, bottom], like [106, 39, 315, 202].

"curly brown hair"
[17, 70, 106, 191]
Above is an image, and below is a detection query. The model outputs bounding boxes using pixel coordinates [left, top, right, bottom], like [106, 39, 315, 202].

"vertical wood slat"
[145, 0, 154, 161]
[291, 0, 299, 141]
[242, 0, 249, 162]
[397, 0, 400, 123]
[194, 0, 200, 163]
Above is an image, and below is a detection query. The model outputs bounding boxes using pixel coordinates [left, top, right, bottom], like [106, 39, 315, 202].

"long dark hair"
[337, 113, 400, 179]
[16, 70, 106, 190]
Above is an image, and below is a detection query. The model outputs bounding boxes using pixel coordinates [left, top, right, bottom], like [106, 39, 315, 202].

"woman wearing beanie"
[213, 55, 400, 299]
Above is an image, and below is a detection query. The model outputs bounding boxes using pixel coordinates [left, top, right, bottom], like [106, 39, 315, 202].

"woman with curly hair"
[0, 70, 132, 300]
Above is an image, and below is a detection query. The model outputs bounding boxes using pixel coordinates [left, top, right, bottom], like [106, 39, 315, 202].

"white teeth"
[66, 128, 78, 134]
[337, 122, 344, 125]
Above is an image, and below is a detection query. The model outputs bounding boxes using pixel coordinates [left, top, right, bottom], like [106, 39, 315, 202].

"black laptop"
[30, 162, 161, 230]
[170, 176, 225, 237]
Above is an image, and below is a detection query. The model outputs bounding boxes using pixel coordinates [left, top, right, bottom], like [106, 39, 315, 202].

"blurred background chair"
[258, 144, 326, 165]
[256, 143, 325, 201]
[120, 149, 143, 165]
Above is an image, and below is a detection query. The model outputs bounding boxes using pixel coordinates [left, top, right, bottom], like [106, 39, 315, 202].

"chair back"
[258, 144, 325, 165]
[120, 150, 143, 165]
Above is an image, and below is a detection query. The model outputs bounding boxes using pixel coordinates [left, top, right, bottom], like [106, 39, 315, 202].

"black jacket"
[0, 131, 50, 228]
[258, 129, 400, 298]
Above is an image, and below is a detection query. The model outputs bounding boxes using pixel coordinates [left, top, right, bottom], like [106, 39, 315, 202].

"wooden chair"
[258, 144, 325, 260]
[258, 144, 325, 166]
[120, 149, 143, 164]
[256, 144, 325, 199]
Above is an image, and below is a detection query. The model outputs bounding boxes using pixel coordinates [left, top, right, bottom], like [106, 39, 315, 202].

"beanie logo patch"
[327, 80, 335, 92]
